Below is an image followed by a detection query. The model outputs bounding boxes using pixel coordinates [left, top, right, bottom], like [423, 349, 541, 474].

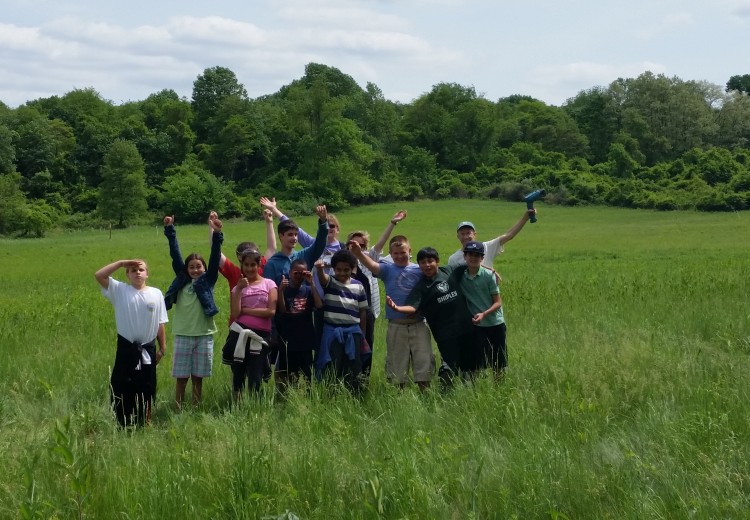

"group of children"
[96, 197, 535, 426]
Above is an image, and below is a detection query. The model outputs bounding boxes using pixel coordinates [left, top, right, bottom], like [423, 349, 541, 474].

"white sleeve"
[483, 238, 504, 260]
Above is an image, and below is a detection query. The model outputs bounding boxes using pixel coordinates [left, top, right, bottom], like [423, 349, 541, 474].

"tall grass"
[1, 201, 749, 518]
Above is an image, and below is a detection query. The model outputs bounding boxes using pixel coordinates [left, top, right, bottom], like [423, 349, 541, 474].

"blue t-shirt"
[376, 261, 424, 320]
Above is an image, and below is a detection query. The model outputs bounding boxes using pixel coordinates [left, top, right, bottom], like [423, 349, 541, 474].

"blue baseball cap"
[456, 221, 476, 232]
[463, 240, 485, 255]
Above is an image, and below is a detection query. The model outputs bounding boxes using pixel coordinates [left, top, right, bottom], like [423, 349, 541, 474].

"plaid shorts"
[172, 335, 214, 378]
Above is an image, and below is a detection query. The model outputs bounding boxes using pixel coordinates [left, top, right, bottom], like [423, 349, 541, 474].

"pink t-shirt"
[235, 278, 277, 332]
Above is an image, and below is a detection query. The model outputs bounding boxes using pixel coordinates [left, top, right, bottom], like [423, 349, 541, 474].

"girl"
[229, 248, 278, 399]
[163, 215, 223, 409]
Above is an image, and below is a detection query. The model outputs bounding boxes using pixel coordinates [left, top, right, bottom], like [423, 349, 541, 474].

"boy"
[349, 235, 434, 389]
[275, 259, 317, 391]
[95, 259, 168, 427]
[314, 250, 369, 393]
[448, 209, 536, 268]
[460, 241, 506, 375]
[386, 248, 474, 386]
[263, 205, 329, 286]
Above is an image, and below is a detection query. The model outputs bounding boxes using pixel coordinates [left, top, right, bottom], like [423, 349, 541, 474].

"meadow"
[1, 200, 748, 519]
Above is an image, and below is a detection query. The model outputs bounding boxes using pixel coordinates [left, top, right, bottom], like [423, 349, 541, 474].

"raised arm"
[302, 205, 329, 266]
[205, 217, 224, 285]
[260, 196, 314, 247]
[314, 259, 330, 288]
[95, 260, 141, 288]
[348, 240, 380, 276]
[497, 209, 535, 245]
[259, 196, 285, 220]
[371, 210, 407, 255]
[263, 209, 277, 260]
[163, 215, 184, 275]
[209, 211, 228, 269]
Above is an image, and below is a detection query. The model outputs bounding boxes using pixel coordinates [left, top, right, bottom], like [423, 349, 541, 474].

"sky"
[1, 0, 749, 108]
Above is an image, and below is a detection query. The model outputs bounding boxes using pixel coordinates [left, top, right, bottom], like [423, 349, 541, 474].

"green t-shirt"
[173, 280, 217, 336]
[460, 266, 504, 327]
[405, 265, 473, 344]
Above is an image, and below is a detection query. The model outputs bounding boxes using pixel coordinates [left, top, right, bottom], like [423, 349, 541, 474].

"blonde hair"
[125, 259, 148, 274]
[388, 235, 410, 251]
[327, 214, 340, 229]
[347, 230, 370, 247]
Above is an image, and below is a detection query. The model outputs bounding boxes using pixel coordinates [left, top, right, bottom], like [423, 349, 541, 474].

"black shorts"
[474, 323, 507, 370]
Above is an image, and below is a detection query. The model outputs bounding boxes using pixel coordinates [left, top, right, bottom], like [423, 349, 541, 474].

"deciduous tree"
[97, 140, 147, 227]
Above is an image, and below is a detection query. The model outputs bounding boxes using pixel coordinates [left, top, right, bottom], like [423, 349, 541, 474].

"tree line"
[1, 64, 749, 236]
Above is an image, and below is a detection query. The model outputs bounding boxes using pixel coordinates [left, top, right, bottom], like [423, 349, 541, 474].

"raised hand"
[209, 217, 223, 232]
[280, 274, 289, 289]
[163, 215, 174, 226]
[391, 210, 407, 224]
[208, 211, 218, 223]
[347, 240, 363, 255]
[259, 196, 277, 211]
[263, 209, 273, 222]
[315, 205, 328, 221]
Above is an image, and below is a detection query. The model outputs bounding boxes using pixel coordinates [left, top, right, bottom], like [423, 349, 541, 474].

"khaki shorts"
[385, 320, 434, 384]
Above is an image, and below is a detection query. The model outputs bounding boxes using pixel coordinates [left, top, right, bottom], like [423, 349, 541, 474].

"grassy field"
[1, 200, 749, 519]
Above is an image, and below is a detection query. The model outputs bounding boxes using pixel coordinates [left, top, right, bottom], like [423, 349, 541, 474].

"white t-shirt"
[447, 237, 504, 267]
[102, 278, 168, 344]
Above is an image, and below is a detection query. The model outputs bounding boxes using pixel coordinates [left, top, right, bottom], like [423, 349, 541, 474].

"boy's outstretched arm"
[348, 240, 381, 276]
[263, 209, 277, 260]
[371, 210, 407, 255]
[497, 209, 536, 246]
[95, 260, 140, 288]
[386, 296, 416, 316]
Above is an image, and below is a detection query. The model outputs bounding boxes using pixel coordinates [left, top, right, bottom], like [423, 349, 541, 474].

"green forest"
[1, 64, 749, 237]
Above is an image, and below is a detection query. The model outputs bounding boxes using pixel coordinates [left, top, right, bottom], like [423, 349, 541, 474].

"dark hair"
[278, 219, 299, 235]
[290, 258, 308, 270]
[416, 247, 439, 263]
[184, 253, 207, 273]
[239, 249, 262, 263]
[330, 250, 356, 269]
[235, 241, 258, 256]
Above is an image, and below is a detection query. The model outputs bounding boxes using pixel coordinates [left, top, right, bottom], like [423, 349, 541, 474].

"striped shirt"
[322, 276, 369, 326]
